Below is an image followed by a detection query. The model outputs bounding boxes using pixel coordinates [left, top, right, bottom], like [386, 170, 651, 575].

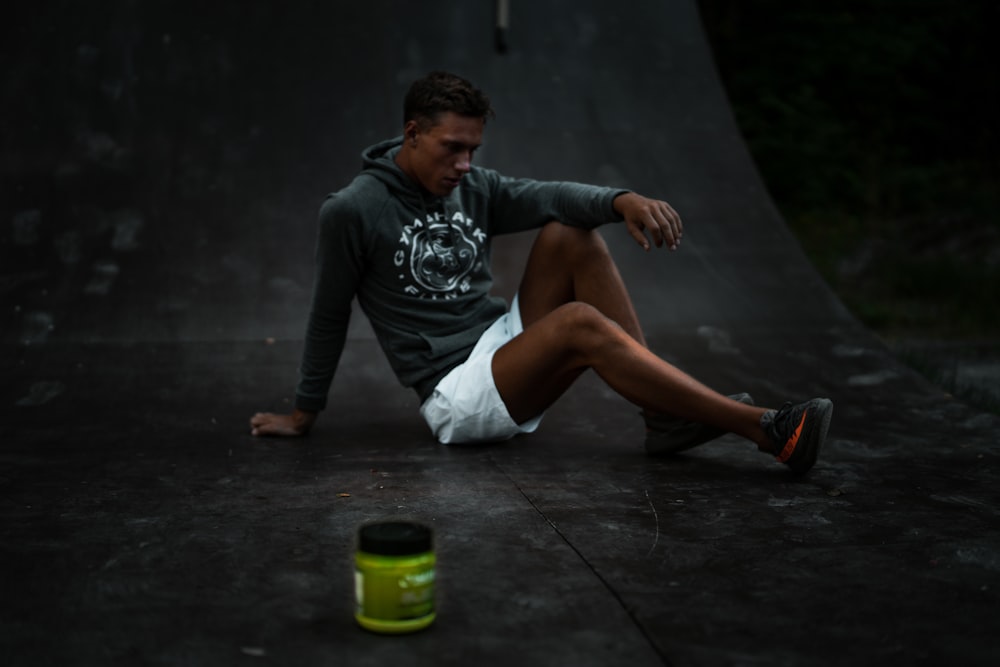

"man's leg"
[515, 221, 647, 344]
[494, 300, 773, 447]
[491, 222, 773, 449]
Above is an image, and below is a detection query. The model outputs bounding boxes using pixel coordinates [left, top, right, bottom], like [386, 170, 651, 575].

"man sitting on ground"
[250, 71, 833, 474]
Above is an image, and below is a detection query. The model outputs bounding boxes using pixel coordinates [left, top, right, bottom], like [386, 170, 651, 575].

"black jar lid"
[359, 521, 433, 556]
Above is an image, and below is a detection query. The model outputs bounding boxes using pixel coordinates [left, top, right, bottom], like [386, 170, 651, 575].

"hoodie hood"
[360, 136, 466, 246]
[361, 136, 442, 209]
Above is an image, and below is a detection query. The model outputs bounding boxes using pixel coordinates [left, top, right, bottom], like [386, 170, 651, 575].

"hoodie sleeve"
[482, 170, 630, 235]
[294, 194, 366, 412]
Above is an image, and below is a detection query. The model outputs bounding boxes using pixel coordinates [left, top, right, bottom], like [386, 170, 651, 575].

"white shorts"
[420, 295, 544, 444]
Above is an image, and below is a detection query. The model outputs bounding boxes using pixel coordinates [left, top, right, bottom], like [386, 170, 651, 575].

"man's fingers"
[250, 412, 296, 437]
[250, 412, 275, 432]
[618, 194, 683, 252]
[650, 212, 671, 248]
[648, 213, 668, 248]
[626, 219, 652, 251]
[667, 202, 683, 242]
[652, 203, 682, 249]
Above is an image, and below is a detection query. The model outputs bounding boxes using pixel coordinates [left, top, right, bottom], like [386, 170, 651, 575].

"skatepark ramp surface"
[3, 2, 999, 665]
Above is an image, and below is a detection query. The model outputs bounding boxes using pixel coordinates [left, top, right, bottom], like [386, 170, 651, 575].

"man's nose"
[456, 152, 473, 172]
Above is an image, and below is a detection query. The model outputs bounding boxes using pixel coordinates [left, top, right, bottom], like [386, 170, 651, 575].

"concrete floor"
[4, 1, 1000, 665]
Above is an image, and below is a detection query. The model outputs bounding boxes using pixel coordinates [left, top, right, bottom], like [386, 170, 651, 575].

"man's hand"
[614, 192, 683, 251]
[250, 408, 317, 437]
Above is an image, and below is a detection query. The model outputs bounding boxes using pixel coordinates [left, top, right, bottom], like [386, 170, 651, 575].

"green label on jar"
[355, 568, 435, 620]
[354, 553, 436, 627]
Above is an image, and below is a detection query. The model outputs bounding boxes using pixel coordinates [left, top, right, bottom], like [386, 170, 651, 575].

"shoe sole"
[782, 398, 833, 474]
[645, 392, 755, 456]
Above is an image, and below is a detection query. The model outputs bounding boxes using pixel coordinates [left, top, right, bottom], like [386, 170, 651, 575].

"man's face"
[404, 112, 484, 197]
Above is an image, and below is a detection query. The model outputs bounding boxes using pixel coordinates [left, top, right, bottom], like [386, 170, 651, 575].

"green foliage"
[699, 0, 1000, 339]
[703, 0, 998, 215]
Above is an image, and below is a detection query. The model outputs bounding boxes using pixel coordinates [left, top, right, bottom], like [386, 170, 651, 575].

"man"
[251, 71, 833, 473]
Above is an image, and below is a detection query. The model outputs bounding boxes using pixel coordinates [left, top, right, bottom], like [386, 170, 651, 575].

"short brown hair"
[403, 71, 495, 128]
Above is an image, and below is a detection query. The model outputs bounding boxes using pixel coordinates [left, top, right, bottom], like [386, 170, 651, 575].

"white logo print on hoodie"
[395, 210, 487, 299]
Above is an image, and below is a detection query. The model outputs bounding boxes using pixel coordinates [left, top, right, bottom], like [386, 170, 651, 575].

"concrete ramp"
[3, 1, 1000, 665]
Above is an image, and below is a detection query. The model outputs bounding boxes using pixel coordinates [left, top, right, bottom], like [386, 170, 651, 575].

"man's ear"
[403, 120, 420, 146]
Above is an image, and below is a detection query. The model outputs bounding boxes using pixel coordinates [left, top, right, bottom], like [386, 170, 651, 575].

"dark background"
[3, 1, 998, 401]
[699, 0, 999, 339]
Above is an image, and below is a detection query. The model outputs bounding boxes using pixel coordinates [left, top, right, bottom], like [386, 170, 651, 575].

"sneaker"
[760, 398, 833, 474]
[644, 392, 755, 455]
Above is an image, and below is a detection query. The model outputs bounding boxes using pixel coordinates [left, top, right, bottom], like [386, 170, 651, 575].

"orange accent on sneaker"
[775, 410, 808, 462]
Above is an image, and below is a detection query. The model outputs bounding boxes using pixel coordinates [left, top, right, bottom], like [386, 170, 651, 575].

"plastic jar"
[354, 521, 436, 633]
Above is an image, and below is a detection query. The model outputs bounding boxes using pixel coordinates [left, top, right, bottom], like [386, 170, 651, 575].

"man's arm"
[478, 169, 682, 246]
[249, 194, 365, 438]
[613, 191, 683, 252]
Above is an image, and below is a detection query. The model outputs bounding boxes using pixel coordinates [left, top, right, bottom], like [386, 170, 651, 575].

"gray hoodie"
[295, 137, 628, 411]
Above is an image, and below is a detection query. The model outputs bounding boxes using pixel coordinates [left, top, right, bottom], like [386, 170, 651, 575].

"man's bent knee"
[536, 221, 609, 258]
[550, 302, 626, 348]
